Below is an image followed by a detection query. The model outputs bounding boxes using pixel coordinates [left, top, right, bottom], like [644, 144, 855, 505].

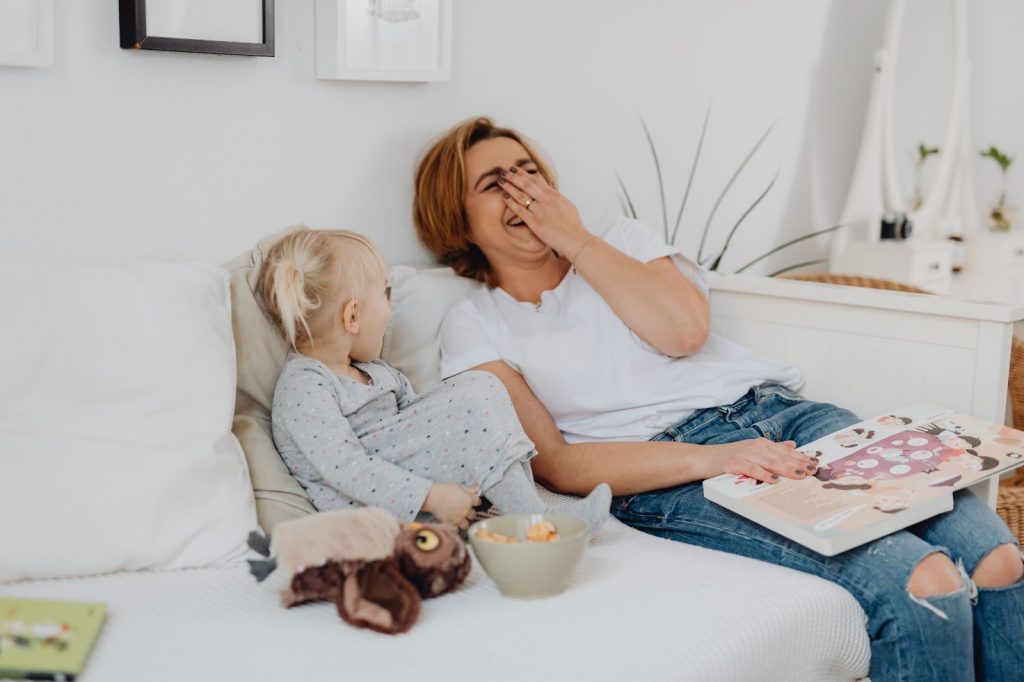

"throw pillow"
[225, 227, 318, 532]
[381, 265, 476, 391]
[0, 257, 258, 582]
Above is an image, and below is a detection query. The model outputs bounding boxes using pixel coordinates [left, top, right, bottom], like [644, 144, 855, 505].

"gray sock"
[485, 464, 611, 534]
[549, 483, 611, 534]
[484, 461, 547, 514]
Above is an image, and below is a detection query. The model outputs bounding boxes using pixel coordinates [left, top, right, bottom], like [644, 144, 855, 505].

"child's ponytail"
[260, 231, 334, 350]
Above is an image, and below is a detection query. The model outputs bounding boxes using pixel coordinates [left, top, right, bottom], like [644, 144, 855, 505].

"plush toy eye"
[415, 529, 440, 552]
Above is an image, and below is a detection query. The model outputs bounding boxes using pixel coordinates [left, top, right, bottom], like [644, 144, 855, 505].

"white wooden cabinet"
[963, 231, 1024, 274]
[710, 272, 1024, 506]
[831, 238, 954, 293]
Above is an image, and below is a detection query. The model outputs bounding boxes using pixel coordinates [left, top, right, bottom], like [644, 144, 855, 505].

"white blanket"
[4, 517, 869, 682]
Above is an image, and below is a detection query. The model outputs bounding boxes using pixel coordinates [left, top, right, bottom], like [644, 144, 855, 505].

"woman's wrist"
[569, 237, 596, 265]
[687, 443, 723, 481]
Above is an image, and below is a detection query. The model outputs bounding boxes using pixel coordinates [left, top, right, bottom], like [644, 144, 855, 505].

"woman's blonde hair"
[413, 116, 556, 287]
[259, 229, 387, 351]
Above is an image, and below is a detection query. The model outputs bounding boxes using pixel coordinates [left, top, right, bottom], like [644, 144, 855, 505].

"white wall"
[972, 1, 1024, 221]
[892, 0, 1024, 229]
[1, 0, 895, 274]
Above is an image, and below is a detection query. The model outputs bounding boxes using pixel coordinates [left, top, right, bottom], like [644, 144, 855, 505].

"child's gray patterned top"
[271, 353, 537, 521]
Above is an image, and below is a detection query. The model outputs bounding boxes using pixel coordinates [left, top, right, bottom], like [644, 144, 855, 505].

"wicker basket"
[1010, 333, 1024, 435]
[997, 469, 1024, 546]
[781, 272, 1024, 543]
[780, 273, 933, 295]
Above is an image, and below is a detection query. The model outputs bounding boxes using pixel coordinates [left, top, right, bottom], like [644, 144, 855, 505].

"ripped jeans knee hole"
[907, 558, 977, 620]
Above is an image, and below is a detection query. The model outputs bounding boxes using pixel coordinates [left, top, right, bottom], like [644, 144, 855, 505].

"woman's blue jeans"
[611, 384, 1024, 681]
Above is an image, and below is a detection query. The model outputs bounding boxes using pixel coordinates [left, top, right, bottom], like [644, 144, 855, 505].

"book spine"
[0, 670, 74, 681]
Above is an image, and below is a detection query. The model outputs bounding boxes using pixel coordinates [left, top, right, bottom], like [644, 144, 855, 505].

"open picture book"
[703, 404, 1024, 556]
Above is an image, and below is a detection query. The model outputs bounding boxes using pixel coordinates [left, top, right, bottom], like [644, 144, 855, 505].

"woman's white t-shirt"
[438, 217, 803, 443]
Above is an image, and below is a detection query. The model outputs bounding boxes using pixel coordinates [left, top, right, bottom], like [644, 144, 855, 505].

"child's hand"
[423, 483, 481, 529]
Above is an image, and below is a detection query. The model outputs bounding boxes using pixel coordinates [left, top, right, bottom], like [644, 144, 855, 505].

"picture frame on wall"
[119, 0, 274, 57]
[316, 0, 452, 82]
[0, 0, 55, 67]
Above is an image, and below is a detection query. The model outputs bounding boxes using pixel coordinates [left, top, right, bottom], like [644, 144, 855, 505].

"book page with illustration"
[703, 404, 1024, 555]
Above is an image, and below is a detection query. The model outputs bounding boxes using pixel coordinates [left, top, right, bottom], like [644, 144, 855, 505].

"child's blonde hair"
[259, 229, 388, 351]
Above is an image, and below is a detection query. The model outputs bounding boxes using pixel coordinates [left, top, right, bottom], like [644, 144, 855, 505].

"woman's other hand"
[704, 439, 819, 484]
[422, 483, 482, 529]
[497, 165, 592, 258]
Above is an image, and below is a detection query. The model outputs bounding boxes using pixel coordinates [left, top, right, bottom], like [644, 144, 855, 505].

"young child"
[260, 229, 611, 532]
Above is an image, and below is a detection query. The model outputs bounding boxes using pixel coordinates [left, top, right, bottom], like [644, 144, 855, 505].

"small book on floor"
[703, 404, 1024, 556]
[0, 598, 106, 681]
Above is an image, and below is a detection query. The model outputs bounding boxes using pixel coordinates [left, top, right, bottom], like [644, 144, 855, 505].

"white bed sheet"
[3, 517, 869, 682]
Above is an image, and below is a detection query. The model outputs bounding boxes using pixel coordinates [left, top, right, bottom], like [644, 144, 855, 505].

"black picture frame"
[119, 0, 275, 57]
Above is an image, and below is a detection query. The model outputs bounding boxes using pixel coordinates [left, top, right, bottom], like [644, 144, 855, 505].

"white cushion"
[0, 257, 258, 582]
[381, 265, 476, 391]
[0, 508, 871, 681]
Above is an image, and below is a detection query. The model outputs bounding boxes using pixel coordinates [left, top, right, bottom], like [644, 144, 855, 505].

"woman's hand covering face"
[497, 165, 592, 258]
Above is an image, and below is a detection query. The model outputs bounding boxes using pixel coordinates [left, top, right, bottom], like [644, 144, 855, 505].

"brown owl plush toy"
[246, 507, 471, 635]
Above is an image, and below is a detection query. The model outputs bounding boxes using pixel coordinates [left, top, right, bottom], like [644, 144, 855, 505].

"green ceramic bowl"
[467, 513, 590, 598]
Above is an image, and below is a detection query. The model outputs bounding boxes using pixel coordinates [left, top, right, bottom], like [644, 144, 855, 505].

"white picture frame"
[316, 0, 451, 82]
[0, 0, 54, 67]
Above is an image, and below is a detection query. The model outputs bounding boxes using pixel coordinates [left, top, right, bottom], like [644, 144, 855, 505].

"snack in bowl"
[476, 521, 560, 544]
[526, 521, 559, 542]
[467, 514, 589, 598]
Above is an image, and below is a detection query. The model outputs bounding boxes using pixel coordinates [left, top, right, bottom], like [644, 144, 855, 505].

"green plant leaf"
[707, 171, 778, 271]
[700, 249, 721, 267]
[734, 223, 844, 274]
[670, 105, 711, 245]
[768, 258, 828, 277]
[617, 194, 630, 218]
[638, 115, 669, 241]
[980, 145, 1014, 172]
[615, 172, 638, 219]
[697, 122, 775, 263]
[917, 143, 940, 164]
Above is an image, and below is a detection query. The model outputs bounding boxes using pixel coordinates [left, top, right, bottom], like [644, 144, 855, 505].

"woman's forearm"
[471, 362, 815, 497]
[493, 168, 708, 356]
[571, 238, 709, 357]
[531, 439, 718, 497]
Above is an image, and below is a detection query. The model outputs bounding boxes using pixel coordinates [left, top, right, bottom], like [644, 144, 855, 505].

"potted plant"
[980, 145, 1015, 231]
[912, 142, 940, 211]
[617, 110, 840, 277]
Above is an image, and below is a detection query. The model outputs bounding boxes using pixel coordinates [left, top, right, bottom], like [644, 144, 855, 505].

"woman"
[413, 116, 1023, 680]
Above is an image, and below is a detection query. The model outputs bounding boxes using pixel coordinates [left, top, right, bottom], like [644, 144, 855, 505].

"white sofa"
[3, 242, 1021, 682]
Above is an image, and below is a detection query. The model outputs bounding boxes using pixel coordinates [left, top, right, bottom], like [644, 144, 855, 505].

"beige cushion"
[226, 227, 317, 532]
[381, 265, 477, 391]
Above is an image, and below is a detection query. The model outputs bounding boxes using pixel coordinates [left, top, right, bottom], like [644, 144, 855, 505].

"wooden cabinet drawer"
[909, 248, 952, 284]
[999, 240, 1024, 269]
